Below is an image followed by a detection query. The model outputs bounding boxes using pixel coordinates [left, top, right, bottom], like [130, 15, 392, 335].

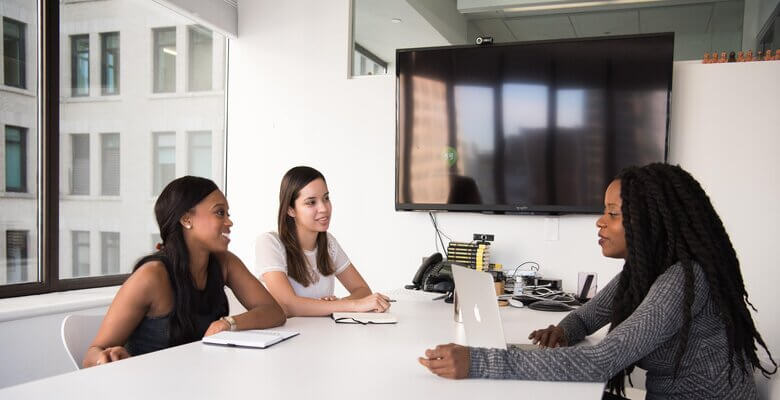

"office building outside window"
[71, 34, 89, 96]
[5, 126, 27, 192]
[101, 32, 119, 95]
[4, 17, 27, 88]
[71, 231, 90, 277]
[188, 25, 212, 91]
[188, 131, 211, 179]
[101, 133, 120, 196]
[5, 231, 29, 284]
[70, 134, 90, 195]
[101, 232, 120, 275]
[153, 132, 176, 195]
[153, 27, 176, 93]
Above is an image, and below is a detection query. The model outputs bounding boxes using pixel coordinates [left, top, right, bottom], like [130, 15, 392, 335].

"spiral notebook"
[332, 312, 397, 324]
[202, 329, 299, 349]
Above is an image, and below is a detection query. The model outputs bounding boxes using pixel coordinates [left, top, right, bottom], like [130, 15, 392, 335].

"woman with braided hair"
[418, 163, 776, 399]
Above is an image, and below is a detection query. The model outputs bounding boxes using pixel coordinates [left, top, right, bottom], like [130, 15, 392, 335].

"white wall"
[0, 306, 107, 388]
[228, 0, 780, 377]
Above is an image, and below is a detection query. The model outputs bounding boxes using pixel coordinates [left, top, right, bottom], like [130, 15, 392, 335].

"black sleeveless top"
[125, 262, 228, 356]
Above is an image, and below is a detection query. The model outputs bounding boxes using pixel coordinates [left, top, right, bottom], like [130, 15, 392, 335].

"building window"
[5, 126, 27, 192]
[353, 43, 387, 76]
[71, 34, 90, 96]
[6, 231, 29, 284]
[187, 131, 211, 179]
[101, 133, 120, 196]
[153, 27, 176, 93]
[188, 26, 212, 91]
[100, 32, 119, 95]
[3, 17, 26, 89]
[71, 231, 90, 277]
[153, 132, 176, 195]
[100, 232, 120, 275]
[71, 133, 90, 195]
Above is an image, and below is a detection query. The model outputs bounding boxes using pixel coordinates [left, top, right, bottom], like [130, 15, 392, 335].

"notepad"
[202, 329, 299, 349]
[332, 312, 398, 324]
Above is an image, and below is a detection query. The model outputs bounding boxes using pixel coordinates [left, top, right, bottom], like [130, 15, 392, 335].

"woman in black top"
[84, 176, 285, 367]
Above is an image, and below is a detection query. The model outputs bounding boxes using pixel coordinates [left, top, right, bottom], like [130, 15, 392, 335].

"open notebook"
[332, 312, 398, 325]
[202, 329, 299, 349]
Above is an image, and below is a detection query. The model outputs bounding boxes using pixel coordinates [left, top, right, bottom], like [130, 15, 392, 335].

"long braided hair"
[605, 163, 776, 395]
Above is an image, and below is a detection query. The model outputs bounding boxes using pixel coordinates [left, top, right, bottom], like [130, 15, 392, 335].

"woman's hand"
[93, 346, 130, 366]
[320, 296, 339, 301]
[528, 324, 567, 348]
[354, 293, 391, 313]
[204, 319, 231, 336]
[418, 343, 470, 379]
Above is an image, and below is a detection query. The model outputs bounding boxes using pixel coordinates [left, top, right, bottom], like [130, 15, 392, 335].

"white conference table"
[0, 289, 606, 399]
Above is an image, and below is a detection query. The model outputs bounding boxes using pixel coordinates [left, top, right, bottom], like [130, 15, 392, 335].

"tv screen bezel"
[394, 33, 673, 215]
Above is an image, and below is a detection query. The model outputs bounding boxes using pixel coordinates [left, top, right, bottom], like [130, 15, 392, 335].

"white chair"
[61, 314, 103, 370]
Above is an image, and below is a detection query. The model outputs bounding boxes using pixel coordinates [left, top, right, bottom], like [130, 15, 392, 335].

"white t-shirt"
[255, 231, 351, 299]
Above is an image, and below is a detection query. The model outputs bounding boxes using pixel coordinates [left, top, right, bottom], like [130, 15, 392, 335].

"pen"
[388, 299, 397, 302]
[431, 294, 448, 301]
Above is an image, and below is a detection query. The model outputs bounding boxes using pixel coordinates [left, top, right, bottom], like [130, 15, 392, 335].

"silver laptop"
[452, 265, 536, 351]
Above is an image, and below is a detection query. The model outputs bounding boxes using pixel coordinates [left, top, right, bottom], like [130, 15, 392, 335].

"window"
[3, 17, 26, 88]
[6, 231, 29, 284]
[71, 231, 90, 278]
[153, 27, 176, 93]
[353, 43, 387, 76]
[101, 133, 120, 196]
[153, 132, 176, 195]
[101, 232, 120, 275]
[188, 26, 212, 91]
[188, 131, 211, 179]
[71, 34, 89, 96]
[1, 0, 227, 297]
[5, 126, 27, 192]
[100, 32, 119, 95]
[71, 134, 90, 195]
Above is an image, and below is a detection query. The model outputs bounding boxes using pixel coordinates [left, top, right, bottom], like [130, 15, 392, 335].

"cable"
[428, 212, 447, 254]
[510, 261, 541, 278]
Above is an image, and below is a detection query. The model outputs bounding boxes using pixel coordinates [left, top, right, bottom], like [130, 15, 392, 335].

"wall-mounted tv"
[395, 33, 673, 214]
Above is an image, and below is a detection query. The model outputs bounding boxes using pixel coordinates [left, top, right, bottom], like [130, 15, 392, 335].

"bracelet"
[221, 315, 237, 331]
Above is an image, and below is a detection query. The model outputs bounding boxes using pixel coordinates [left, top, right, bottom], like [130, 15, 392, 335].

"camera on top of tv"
[475, 35, 493, 45]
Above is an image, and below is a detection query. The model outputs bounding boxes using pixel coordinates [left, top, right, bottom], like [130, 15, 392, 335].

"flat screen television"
[395, 33, 673, 214]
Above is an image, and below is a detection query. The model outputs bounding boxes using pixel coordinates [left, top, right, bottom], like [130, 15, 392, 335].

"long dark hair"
[606, 163, 776, 395]
[133, 176, 228, 346]
[277, 166, 334, 287]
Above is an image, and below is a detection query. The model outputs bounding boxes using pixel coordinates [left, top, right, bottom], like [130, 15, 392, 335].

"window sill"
[60, 194, 123, 201]
[0, 192, 36, 199]
[60, 95, 123, 104]
[0, 286, 118, 323]
[148, 90, 224, 100]
[0, 85, 35, 97]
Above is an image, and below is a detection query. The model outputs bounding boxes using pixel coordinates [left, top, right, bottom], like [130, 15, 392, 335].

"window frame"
[3, 17, 27, 89]
[100, 132, 120, 196]
[6, 230, 30, 283]
[70, 33, 90, 97]
[153, 27, 176, 93]
[70, 133, 90, 195]
[5, 125, 28, 193]
[100, 31, 120, 95]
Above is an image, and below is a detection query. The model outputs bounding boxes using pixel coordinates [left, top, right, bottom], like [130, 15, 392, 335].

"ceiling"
[353, 0, 744, 70]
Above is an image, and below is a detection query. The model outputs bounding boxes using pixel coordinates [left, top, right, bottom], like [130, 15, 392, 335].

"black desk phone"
[405, 252, 454, 293]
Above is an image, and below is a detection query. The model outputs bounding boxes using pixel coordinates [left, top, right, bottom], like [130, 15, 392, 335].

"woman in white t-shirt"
[256, 166, 391, 317]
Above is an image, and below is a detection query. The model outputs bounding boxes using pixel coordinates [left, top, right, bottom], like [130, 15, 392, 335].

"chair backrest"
[61, 314, 104, 370]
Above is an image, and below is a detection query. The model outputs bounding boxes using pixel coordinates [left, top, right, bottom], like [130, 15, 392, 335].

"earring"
[185, 225, 192, 229]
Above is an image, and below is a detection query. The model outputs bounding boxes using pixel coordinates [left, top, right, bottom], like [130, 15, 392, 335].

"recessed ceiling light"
[391, 18, 402, 23]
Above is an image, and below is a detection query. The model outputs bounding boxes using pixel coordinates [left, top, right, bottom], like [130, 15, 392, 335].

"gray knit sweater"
[468, 263, 759, 399]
